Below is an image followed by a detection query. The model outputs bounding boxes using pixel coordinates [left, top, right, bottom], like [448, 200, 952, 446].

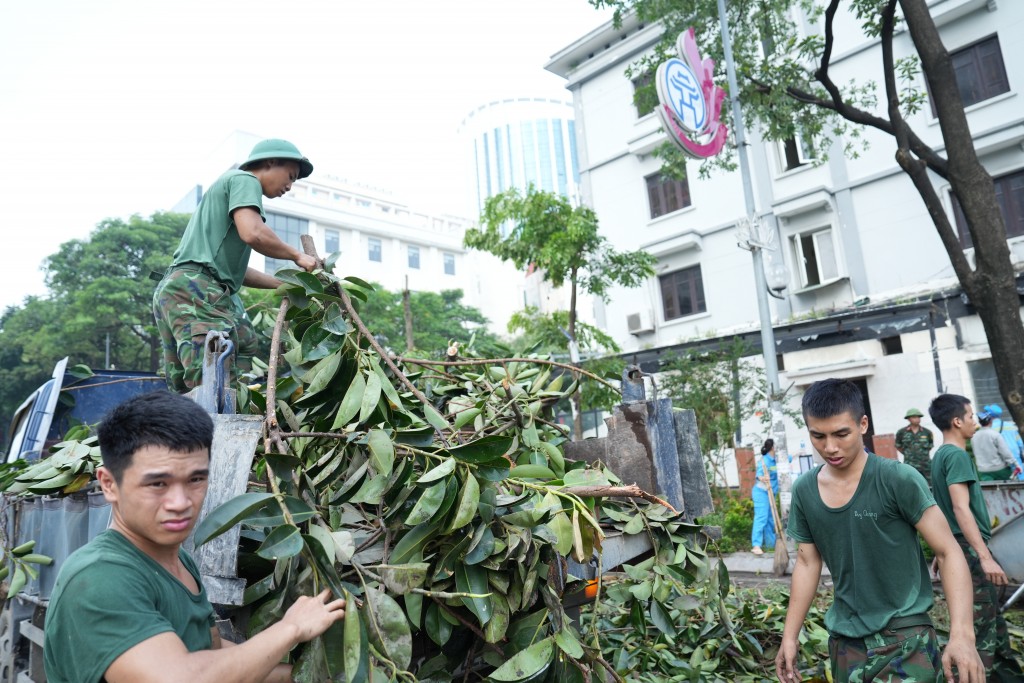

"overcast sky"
[0, 0, 613, 311]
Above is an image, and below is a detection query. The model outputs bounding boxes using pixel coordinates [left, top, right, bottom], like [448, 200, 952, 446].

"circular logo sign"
[656, 58, 707, 135]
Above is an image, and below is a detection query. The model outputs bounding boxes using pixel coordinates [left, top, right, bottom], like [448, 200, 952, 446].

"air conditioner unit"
[626, 310, 655, 335]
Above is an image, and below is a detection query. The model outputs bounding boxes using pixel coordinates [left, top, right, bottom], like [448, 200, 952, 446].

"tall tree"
[594, 0, 1024, 435]
[465, 187, 657, 438]
[0, 212, 188, 431]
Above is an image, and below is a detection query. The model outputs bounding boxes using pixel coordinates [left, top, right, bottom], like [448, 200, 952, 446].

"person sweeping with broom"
[751, 438, 779, 556]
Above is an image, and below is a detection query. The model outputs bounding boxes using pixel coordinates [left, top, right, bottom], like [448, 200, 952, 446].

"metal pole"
[717, 0, 792, 523]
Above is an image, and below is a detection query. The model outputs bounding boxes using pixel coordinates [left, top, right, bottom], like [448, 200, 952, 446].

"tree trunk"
[569, 268, 584, 440]
[899, 0, 1024, 433]
[403, 276, 414, 352]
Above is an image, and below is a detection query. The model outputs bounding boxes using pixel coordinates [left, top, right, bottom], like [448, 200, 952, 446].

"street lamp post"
[716, 0, 794, 518]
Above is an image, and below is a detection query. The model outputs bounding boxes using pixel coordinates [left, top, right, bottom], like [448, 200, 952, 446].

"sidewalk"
[714, 546, 832, 579]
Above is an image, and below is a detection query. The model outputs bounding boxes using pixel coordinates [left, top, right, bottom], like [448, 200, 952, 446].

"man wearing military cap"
[896, 407, 935, 485]
[153, 139, 318, 393]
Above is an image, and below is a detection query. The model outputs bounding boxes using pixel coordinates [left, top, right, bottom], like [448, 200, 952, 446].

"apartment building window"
[793, 229, 839, 287]
[324, 229, 340, 256]
[443, 252, 456, 275]
[368, 237, 382, 263]
[632, 72, 657, 118]
[931, 35, 1009, 116]
[264, 212, 308, 274]
[779, 134, 815, 171]
[646, 172, 692, 219]
[952, 168, 1024, 249]
[660, 265, 706, 320]
[408, 245, 420, 269]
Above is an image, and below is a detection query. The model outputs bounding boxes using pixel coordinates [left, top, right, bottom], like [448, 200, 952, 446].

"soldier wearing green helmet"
[896, 406, 935, 485]
[152, 139, 318, 393]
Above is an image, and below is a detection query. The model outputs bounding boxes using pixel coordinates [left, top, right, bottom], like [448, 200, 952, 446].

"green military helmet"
[904, 407, 924, 419]
[240, 139, 313, 179]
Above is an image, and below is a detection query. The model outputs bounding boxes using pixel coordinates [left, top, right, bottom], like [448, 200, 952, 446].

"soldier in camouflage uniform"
[777, 379, 984, 683]
[895, 407, 934, 485]
[153, 139, 318, 393]
[928, 394, 1024, 681]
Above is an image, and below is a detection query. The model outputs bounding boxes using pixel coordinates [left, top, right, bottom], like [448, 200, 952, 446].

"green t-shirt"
[787, 453, 935, 638]
[44, 530, 215, 683]
[171, 169, 266, 294]
[931, 443, 992, 541]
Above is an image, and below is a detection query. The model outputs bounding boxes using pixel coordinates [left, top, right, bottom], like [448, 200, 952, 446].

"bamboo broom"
[765, 479, 789, 576]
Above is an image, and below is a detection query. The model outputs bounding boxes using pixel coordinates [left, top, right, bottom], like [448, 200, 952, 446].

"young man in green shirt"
[44, 392, 346, 683]
[928, 394, 1023, 680]
[776, 378, 983, 683]
[153, 138, 319, 393]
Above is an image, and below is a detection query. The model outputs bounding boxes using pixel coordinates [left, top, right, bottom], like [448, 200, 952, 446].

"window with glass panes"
[324, 229, 340, 256]
[443, 252, 455, 275]
[368, 237, 382, 262]
[646, 173, 692, 219]
[659, 265, 706, 320]
[930, 35, 1009, 116]
[264, 213, 308, 274]
[952, 169, 1024, 249]
[408, 245, 420, 269]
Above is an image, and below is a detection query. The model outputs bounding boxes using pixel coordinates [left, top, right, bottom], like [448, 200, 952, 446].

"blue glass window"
[368, 237, 382, 263]
[265, 212, 308, 274]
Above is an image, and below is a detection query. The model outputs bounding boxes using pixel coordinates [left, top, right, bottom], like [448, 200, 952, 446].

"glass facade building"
[460, 99, 580, 218]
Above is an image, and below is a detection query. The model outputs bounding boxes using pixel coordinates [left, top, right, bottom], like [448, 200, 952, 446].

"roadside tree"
[593, 0, 1024, 436]
[465, 187, 656, 438]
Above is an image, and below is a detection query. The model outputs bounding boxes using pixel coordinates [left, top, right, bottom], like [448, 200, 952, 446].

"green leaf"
[650, 600, 676, 635]
[447, 435, 514, 464]
[562, 469, 610, 487]
[367, 429, 395, 478]
[349, 474, 387, 505]
[359, 369, 383, 423]
[377, 563, 430, 595]
[193, 492, 276, 546]
[508, 464, 556, 480]
[363, 587, 413, 671]
[405, 481, 447, 525]
[488, 635, 554, 681]
[303, 352, 342, 399]
[322, 302, 351, 335]
[243, 495, 317, 527]
[453, 407, 481, 430]
[391, 522, 438, 565]
[484, 591, 510, 644]
[331, 371, 366, 429]
[464, 526, 496, 565]
[374, 364, 403, 411]
[454, 563, 492, 626]
[554, 628, 584, 659]
[623, 514, 645, 535]
[547, 511, 574, 556]
[417, 457, 457, 484]
[448, 471, 480, 531]
[424, 601, 452, 646]
[343, 591, 368, 683]
[256, 524, 304, 560]
[423, 403, 450, 432]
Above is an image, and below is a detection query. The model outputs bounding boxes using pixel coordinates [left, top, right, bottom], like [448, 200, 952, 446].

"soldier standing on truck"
[43, 391, 345, 683]
[152, 139, 319, 393]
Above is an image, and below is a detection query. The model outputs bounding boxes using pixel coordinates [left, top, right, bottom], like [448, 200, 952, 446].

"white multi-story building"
[547, 3, 1024, 452]
[172, 131, 523, 339]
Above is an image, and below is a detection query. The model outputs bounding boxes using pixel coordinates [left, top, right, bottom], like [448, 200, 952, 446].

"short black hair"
[929, 394, 971, 431]
[761, 438, 774, 456]
[97, 391, 213, 483]
[979, 413, 994, 427]
[802, 378, 865, 422]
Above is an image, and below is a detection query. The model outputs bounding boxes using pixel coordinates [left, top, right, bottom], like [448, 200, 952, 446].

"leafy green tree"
[594, 0, 1024, 446]
[352, 284, 507, 358]
[0, 212, 188, 434]
[465, 187, 656, 437]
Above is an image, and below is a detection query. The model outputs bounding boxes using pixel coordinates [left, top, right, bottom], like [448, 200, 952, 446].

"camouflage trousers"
[903, 453, 932, 487]
[956, 536, 1023, 681]
[152, 265, 257, 393]
[828, 621, 940, 682]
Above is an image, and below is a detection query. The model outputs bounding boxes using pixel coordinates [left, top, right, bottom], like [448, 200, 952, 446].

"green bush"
[700, 489, 755, 554]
